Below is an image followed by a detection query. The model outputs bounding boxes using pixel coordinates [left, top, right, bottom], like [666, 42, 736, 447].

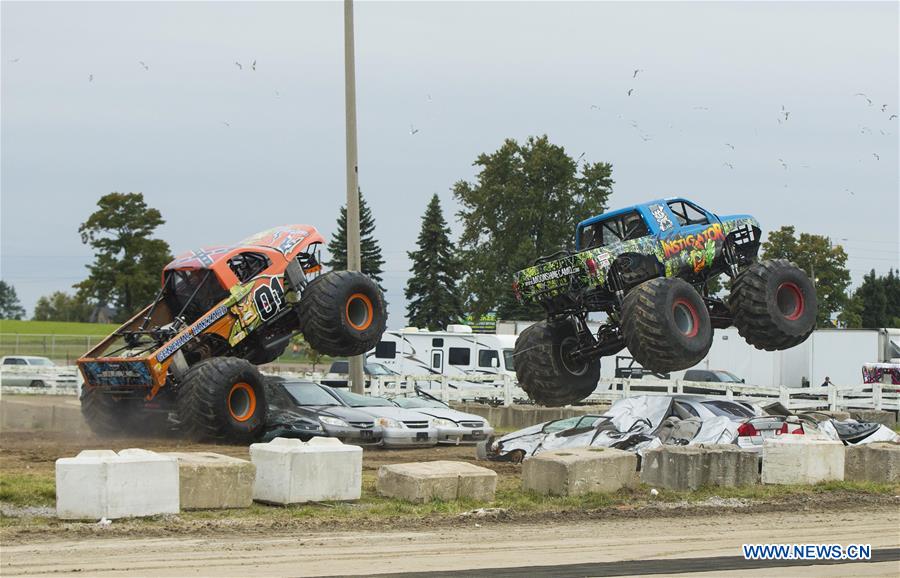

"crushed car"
[261, 377, 383, 444]
[478, 395, 899, 463]
[323, 386, 439, 448]
[392, 390, 494, 444]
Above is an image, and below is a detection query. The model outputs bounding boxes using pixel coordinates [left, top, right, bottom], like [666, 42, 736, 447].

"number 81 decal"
[253, 277, 285, 321]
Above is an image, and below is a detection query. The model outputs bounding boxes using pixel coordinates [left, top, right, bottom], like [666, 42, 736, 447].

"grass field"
[0, 320, 118, 336]
[0, 320, 119, 360]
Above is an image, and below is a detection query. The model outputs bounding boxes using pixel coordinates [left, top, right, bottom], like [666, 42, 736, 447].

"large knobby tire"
[514, 321, 601, 407]
[299, 270, 387, 357]
[729, 259, 817, 351]
[621, 278, 713, 373]
[81, 388, 168, 438]
[177, 357, 268, 442]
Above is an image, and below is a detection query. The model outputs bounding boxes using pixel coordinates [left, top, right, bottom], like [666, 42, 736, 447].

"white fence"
[2, 365, 896, 415]
[276, 371, 899, 414]
[0, 365, 82, 395]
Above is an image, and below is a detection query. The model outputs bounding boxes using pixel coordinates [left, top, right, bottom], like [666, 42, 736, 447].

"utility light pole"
[344, 0, 365, 394]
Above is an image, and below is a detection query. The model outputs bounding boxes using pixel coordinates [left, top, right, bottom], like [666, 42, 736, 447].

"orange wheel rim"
[228, 382, 257, 422]
[345, 292, 374, 331]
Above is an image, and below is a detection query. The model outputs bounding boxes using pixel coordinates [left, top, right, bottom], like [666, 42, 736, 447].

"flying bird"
[8, 57, 20, 63]
[426, 94, 432, 102]
[890, 115, 898, 121]
[723, 162, 734, 169]
[632, 69, 643, 78]
[251, 60, 257, 71]
[778, 158, 788, 170]
[409, 124, 419, 135]
[873, 153, 880, 161]
[845, 188, 855, 196]
[590, 104, 601, 110]
[274, 90, 280, 98]
[627, 88, 634, 96]
[138, 61, 149, 71]
[640, 134, 652, 142]
[725, 143, 735, 150]
[783, 111, 790, 121]
[234, 61, 242, 70]
[223, 121, 230, 127]
[88, 74, 93, 82]
[882, 104, 888, 112]
[692, 106, 709, 111]
[854, 93, 872, 106]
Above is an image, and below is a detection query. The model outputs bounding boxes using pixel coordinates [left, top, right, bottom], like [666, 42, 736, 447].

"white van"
[366, 325, 517, 381]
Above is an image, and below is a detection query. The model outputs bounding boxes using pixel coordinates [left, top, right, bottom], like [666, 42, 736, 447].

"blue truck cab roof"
[576, 197, 742, 250]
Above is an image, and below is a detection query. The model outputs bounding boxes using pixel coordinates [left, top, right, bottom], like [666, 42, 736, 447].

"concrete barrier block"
[250, 437, 362, 505]
[56, 449, 179, 520]
[376, 461, 497, 503]
[849, 410, 897, 427]
[523, 448, 637, 496]
[845, 443, 900, 483]
[762, 437, 845, 485]
[161, 452, 255, 510]
[640, 445, 757, 491]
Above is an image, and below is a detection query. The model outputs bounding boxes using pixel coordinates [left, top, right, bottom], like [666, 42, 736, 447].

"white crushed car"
[478, 395, 898, 462]
[392, 392, 494, 444]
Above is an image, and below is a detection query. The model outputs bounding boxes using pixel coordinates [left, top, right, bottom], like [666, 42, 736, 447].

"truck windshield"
[164, 269, 228, 323]
[503, 349, 515, 371]
[579, 210, 649, 249]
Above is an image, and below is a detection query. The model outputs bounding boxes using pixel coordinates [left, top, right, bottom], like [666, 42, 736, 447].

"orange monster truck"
[77, 225, 387, 441]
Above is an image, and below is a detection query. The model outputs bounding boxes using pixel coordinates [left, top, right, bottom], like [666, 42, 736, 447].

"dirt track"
[0, 430, 519, 480]
[3, 507, 898, 577]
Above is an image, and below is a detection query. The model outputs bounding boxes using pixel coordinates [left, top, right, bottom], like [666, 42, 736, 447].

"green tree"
[324, 190, 385, 291]
[405, 194, 465, 330]
[842, 269, 900, 328]
[75, 193, 172, 322]
[837, 293, 863, 328]
[0, 281, 26, 320]
[761, 226, 850, 327]
[453, 135, 613, 318]
[33, 291, 92, 322]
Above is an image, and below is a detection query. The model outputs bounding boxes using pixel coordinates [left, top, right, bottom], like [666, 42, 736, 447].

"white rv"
[366, 325, 517, 380]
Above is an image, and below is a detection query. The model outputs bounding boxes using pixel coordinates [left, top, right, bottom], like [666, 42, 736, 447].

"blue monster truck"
[512, 198, 817, 406]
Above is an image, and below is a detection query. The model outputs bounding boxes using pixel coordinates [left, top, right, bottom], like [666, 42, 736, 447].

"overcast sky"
[2, 1, 898, 327]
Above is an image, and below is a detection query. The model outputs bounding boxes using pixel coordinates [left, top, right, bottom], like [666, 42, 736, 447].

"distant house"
[89, 305, 117, 324]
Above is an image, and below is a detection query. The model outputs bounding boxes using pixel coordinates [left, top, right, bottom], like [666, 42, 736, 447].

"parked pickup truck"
[320, 360, 401, 389]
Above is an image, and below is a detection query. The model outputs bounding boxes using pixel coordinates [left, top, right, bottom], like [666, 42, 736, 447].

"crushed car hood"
[401, 407, 487, 424]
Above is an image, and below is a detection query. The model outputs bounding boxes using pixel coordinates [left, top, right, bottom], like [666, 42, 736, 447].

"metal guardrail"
[3, 365, 896, 414]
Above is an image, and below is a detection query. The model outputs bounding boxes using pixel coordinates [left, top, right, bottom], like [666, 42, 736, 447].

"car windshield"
[332, 388, 394, 407]
[713, 371, 742, 383]
[28, 358, 54, 366]
[283, 383, 342, 406]
[366, 363, 394, 376]
[701, 400, 756, 418]
[503, 349, 515, 370]
[543, 415, 602, 433]
[395, 397, 447, 409]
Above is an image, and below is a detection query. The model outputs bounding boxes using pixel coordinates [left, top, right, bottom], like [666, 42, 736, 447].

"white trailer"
[366, 325, 517, 380]
[602, 327, 899, 388]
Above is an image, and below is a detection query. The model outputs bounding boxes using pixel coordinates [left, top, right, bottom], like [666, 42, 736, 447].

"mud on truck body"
[77, 225, 387, 441]
[513, 198, 817, 406]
